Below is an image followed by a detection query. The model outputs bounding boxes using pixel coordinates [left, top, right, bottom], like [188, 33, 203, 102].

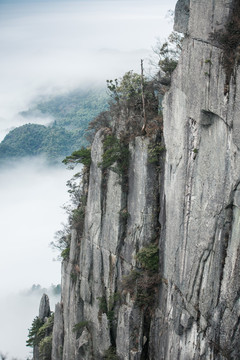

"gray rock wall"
[158, 0, 240, 358]
[51, 0, 240, 359]
[52, 123, 161, 359]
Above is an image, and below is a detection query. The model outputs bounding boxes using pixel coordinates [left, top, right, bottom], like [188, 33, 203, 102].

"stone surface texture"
[160, 0, 240, 359]
[39, 293, 50, 320]
[51, 0, 240, 359]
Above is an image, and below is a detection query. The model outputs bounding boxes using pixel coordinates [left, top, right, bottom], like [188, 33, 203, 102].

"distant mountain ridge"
[0, 87, 108, 163]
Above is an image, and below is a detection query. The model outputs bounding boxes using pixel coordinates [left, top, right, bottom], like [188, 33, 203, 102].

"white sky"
[0, 0, 176, 126]
[0, 0, 177, 358]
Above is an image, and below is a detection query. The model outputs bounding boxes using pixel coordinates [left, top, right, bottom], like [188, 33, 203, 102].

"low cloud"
[0, 285, 60, 359]
[0, 157, 75, 358]
[0, 0, 177, 357]
[0, 0, 176, 123]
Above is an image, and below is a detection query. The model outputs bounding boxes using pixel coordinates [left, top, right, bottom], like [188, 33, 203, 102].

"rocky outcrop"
[39, 294, 51, 321]
[33, 294, 51, 360]
[52, 117, 163, 358]
[51, 302, 64, 360]
[157, 0, 240, 359]
[51, 0, 240, 359]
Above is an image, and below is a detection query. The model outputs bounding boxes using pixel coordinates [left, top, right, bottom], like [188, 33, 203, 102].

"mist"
[0, 158, 74, 359]
[0, 0, 177, 357]
[0, 285, 60, 360]
[0, 0, 176, 125]
[0, 158, 73, 292]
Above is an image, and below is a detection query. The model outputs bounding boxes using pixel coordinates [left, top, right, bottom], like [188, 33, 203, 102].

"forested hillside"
[0, 88, 108, 162]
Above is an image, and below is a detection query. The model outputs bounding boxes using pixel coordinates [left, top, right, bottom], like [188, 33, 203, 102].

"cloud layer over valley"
[0, 0, 176, 357]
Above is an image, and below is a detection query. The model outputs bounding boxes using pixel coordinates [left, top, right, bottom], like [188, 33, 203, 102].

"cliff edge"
[49, 0, 240, 359]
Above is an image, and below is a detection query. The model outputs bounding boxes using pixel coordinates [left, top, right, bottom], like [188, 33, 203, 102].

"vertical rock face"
[159, 0, 240, 359]
[34, 294, 51, 360]
[52, 107, 163, 359]
[51, 0, 240, 359]
[39, 294, 51, 321]
[51, 302, 64, 360]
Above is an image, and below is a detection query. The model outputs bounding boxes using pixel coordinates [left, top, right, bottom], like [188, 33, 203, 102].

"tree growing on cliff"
[62, 147, 91, 168]
[105, 70, 158, 135]
[150, 31, 183, 87]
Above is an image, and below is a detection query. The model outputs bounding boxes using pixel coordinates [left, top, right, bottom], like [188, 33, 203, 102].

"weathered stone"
[160, 0, 240, 358]
[174, 0, 190, 34]
[38, 293, 50, 320]
[51, 1, 240, 359]
[51, 302, 64, 360]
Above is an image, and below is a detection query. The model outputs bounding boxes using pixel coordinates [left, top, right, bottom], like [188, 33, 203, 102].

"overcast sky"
[0, 0, 176, 137]
[0, 0, 177, 358]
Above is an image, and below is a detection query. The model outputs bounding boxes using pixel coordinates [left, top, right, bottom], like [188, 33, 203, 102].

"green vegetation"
[71, 207, 85, 230]
[97, 292, 120, 323]
[62, 147, 91, 168]
[0, 88, 108, 162]
[51, 224, 71, 260]
[121, 244, 159, 307]
[70, 271, 78, 283]
[0, 123, 74, 162]
[20, 88, 108, 131]
[72, 321, 88, 332]
[209, 0, 240, 92]
[26, 317, 44, 347]
[103, 346, 119, 360]
[151, 31, 183, 88]
[107, 71, 142, 104]
[72, 320, 89, 339]
[107, 71, 158, 119]
[148, 142, 165, 164]
[205, 59, 212, 64]
[97, 295, 108, 314]
[99, 135, 129, 177]
[136, 244, 159, 272]
[61, 247, 70, 261]
[119, 208, 129, 220]
[26, 313, 54, 359]
[39, 335, 52, 360]
[37, 314, 54, 339]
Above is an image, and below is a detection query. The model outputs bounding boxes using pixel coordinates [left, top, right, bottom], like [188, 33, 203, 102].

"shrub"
[26, 317, 44, 347]
[119, 208, 129, 220]
[107, 72, 142, 105]
[72, 321, 88, 335]
[121, 244, 160, 307]
[26, 313, 54, 352]
[209, 0, 240, 91]
[136, 244, 159, 272]
[121, 270, 141, 294]
[70, 272, 78, 283]
[72, 207, 85, 228]
[122, 270, 160, 307]
[37, 313, 54, 340]
[151, 31, 183, 88]
[99, 135, 129, 178]
[62, 147, 91, 168]
[39, 335, 52, 360]
[50, 223, 71, 256]
[148, 142, 165, 164]
[103, 346, 119, 360]
[97, 293, 120, 323]
[107, 71, 158, 118]
[61, 246, 70, 260]
[87, 111, 112, 143]
[97, 296, 108, 314]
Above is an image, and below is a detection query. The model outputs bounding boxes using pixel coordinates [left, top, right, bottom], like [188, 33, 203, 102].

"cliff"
[49, 0, 240, 359]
